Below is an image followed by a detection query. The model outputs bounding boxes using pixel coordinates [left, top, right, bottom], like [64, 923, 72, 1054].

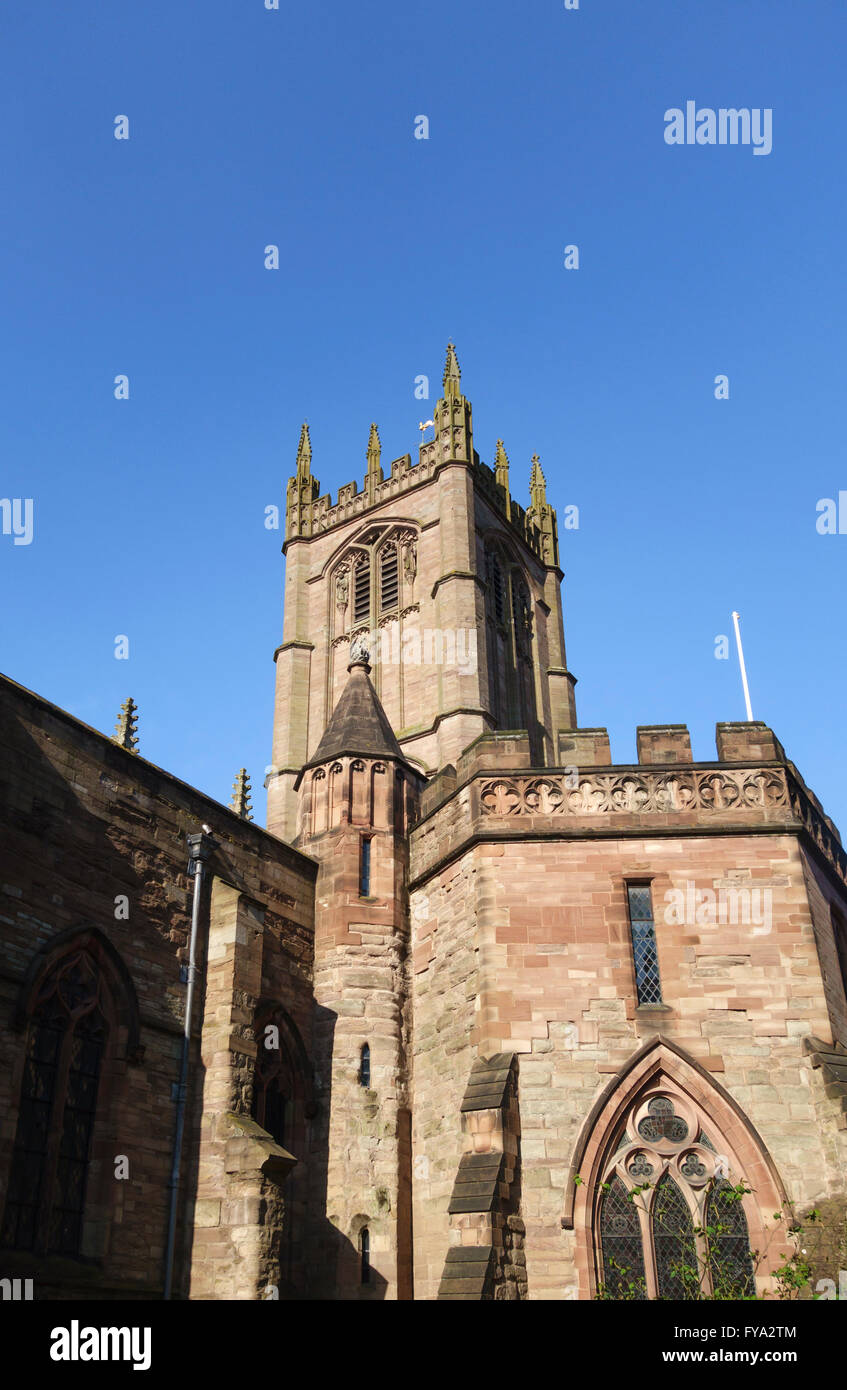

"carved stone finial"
[349, 635, 371, 671]
[295, 421, 312, 476]
[229, 768, 253, 821]
[113, 697, 139, 752]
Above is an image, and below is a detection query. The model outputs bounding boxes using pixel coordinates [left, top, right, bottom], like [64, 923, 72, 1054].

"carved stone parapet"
[477, 767, 791, 820]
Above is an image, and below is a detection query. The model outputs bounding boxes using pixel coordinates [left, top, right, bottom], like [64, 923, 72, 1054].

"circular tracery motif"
[627, 1153, 654, 1179]
[636, 1099, 689, 1146]
[680, 1152, 708, 1181]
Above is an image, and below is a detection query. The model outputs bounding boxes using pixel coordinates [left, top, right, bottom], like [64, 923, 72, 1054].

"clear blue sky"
[2, 0, 845, 832]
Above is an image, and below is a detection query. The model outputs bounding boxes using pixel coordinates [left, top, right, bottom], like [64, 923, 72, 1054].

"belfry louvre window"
[379, 546, 399, 613]
[353, 562, 371, 626]
[626, 883, 663, 1005]
[1, 950, 106, 1256]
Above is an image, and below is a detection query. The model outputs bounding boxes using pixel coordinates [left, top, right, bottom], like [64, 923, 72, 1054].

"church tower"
[267, 344, 578, 842]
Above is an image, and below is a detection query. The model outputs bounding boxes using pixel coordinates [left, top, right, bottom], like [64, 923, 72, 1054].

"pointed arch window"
[334, 529, 418, 640]
[252, 1007, 313, 1159]
[592, 1086, 755, 1299]
[253, 1025, 293, 1150]
[1, 949, 108, 1256]
[359, 1226, 371, 1284]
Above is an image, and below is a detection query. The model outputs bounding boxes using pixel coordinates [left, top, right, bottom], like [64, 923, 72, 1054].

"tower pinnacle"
[296, 422, 312, 476]
[529, 453, 547, 511]
[494, 439, 511, 520]
[442, 341, 462, 399]
[365, 422, 383, 494]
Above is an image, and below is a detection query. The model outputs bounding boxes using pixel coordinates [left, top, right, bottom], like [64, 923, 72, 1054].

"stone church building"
[1, 345, 846, 1300]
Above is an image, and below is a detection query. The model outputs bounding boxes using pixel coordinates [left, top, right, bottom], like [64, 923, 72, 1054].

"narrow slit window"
[627, 883, 663, 1005]
[360, 1227, 371, 1284]
[359, 1043, 370, 1088]
[379, 546, 399, 613]
[353, 562, 371, 626]
[359, 837, 372, 897]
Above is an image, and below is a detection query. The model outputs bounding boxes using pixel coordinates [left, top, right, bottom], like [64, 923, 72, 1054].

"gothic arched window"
[593, 1087, 756, 1300]
[360, 1227, 371, 1284]
[484, 544, 537, 734]
[1, 949, 108, 1256]
[253, 1019, 296, 1150]
[332, 530, 418, 643]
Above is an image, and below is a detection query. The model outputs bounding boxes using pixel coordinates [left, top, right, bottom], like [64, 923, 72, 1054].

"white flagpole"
[731, 611, 754, 721]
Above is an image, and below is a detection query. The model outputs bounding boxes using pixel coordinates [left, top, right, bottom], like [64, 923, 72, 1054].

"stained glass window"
[1, 950, 105, 1255]
[706, 1180, 755, 1298]
[596, 1087, 757, 1300]
[637, 1096, 689, 1145]
[652, 1175, 698, 1300]
[599, 1176, 647, 1299]
[627, 884, 663, 1004]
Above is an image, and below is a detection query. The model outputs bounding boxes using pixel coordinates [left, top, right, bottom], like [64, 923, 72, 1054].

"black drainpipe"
[163, 827, 218, 1299]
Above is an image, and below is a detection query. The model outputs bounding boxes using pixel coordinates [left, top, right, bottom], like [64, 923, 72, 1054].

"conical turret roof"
[304, 655, 410, 771]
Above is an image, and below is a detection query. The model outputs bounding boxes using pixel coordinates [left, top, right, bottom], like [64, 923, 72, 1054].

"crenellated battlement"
[413, 721, 845, 893]
[283, 343, 559, 566]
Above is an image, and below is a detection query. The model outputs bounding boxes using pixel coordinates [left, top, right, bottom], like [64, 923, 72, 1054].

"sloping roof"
[306, 659, 407, 769]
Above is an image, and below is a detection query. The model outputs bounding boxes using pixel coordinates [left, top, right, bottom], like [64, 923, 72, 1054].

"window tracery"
[595, 1087, 755, 1299]
[2, 949, 108, 1256]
